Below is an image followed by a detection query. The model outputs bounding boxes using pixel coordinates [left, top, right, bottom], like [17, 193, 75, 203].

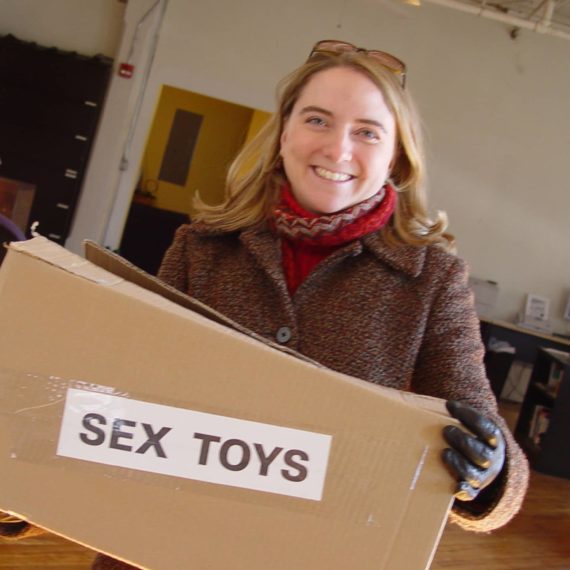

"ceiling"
[424, 0, 570, 40]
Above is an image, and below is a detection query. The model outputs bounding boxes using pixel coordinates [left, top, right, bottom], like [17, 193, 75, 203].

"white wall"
[2, 0, 569, 333]
[0, 0, 124, 57]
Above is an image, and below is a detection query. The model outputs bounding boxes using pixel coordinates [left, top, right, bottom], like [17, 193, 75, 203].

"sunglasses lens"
[369, 51, 405, 74]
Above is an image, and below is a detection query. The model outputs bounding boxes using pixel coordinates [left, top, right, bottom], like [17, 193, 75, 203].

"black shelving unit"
[0, 34, 112, 244]
[515, 346, 570, 479]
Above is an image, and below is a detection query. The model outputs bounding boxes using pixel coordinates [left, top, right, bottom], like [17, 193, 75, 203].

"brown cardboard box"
[0, 237, 455, 569]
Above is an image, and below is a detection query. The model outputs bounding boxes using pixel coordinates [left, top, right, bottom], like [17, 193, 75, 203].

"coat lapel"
[362, 232, 427, 278]
[239, 226, 290, 297]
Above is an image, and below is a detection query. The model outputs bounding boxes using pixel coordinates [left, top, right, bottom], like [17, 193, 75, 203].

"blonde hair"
[193, 50, 454, 250]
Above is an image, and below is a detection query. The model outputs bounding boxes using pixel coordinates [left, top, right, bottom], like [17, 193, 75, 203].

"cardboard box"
[0, 237, 455, 569]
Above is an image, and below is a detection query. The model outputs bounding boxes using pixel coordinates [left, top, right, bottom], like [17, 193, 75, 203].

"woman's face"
[280, 66, 397, 215]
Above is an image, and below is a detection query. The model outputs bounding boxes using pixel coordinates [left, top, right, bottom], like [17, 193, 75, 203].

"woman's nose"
[323, 130, 353, 163]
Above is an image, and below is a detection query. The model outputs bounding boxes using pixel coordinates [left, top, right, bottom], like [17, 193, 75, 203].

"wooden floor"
[432, 401, 570, 570]
[432, 470, 570, 569]
[2, 403, 569, 570]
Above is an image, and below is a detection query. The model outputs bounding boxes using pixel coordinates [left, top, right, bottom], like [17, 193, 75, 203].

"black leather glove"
[442, 400, 505, 501]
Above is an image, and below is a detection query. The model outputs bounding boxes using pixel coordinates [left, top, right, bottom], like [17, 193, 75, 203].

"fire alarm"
[118, 63, 135, 78]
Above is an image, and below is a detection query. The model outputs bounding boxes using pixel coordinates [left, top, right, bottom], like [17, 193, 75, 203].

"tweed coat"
[10, 221, 529, 570]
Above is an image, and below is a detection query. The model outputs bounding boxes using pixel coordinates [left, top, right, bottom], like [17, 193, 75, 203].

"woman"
[157, 39, 528, 530]
[2, 40, 528, 569]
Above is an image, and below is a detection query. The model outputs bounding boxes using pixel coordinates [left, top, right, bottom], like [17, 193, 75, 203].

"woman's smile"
[312, 166, 355, 183]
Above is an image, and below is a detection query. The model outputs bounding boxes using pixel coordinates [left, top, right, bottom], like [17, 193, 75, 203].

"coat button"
[276, 326, 292, 344]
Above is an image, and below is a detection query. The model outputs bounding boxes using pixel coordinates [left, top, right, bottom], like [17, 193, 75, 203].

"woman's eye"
[358, 129, 380, 142]
[306, 116, 327, 127]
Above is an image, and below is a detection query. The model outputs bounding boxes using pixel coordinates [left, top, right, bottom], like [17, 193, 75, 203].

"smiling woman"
[156, 39, 528, 533]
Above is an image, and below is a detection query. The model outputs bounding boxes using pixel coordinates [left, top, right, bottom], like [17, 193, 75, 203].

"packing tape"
[0, 367, 334, 511]
[0, 367, 131, 467]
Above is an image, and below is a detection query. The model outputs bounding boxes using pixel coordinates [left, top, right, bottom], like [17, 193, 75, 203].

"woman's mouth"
[313, 166, 354, 182]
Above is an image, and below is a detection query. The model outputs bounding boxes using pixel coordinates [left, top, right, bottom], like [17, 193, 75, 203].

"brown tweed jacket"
[6, 222, 528, 570]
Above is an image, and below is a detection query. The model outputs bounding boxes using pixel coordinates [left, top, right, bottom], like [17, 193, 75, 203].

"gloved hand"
[442, 400, 505, 501]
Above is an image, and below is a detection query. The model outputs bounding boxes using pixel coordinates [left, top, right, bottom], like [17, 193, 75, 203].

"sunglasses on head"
[308, 39, 407, 89]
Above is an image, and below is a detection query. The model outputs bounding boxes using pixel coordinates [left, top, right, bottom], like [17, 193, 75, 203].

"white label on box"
[57, 388, 332, 501]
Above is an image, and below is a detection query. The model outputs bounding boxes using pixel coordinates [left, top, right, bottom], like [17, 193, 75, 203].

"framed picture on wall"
[525, 294, 550, 322]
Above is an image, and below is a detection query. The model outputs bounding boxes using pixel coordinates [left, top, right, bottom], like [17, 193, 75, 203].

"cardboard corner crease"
[0, 237, 455, 570]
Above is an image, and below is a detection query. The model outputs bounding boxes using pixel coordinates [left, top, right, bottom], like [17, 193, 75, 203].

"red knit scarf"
[272, 183, 397, 294]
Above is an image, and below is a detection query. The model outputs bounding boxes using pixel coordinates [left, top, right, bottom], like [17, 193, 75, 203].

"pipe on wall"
[425, 0, 570, 40]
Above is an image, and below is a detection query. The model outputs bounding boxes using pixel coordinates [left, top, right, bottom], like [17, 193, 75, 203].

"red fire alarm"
[118, 63, 135, 78]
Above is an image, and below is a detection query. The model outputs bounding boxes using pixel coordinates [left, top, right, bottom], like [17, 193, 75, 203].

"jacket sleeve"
[157, 224, 191, 293]
[411, 256, 529, 532]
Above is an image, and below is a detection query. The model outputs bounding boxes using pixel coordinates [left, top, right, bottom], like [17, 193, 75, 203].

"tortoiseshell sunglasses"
[308, 39, 407, 88]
